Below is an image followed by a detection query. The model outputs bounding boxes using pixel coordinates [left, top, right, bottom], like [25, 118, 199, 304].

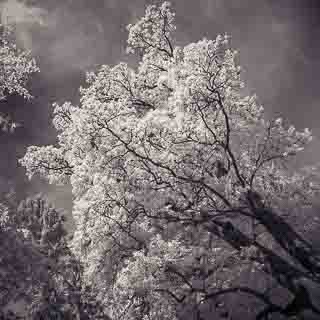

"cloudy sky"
[1, 0, 320, 214]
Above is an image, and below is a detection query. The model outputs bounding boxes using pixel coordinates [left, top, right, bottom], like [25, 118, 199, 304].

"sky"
[1, 0, 320, 215]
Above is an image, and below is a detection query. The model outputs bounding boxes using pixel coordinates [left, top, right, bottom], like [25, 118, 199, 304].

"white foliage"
[0, 24, 39, 101]
[20, 2, 320, 319]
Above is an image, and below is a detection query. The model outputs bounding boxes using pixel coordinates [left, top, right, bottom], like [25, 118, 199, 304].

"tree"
[1, 194, 110, 319]
[0, 23, 38, 101]
[20, 2, 320, 319]
[0, 23, 39, 132]
[0, 195, 54, 318]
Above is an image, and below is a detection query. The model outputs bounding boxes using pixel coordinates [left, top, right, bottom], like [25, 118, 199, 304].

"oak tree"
[21, 2, 320, 319]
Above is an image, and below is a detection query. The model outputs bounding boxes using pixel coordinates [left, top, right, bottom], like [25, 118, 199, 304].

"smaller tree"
[0, 23, 39, 101]
[0, 23, 39, 132]
[0, 201, 50, 318]
[1, 195, 110, 320]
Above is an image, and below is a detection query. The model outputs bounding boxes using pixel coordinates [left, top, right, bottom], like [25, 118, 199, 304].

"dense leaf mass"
[0, 24, 39, 100]
[20, 2, 320, 319]
[0, 23, 39, 132]
[1, 194, 110, 320]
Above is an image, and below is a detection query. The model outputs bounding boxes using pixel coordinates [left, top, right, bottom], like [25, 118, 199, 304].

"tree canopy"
[0, 23, 39, 132]
[20, 2, 320, 319]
